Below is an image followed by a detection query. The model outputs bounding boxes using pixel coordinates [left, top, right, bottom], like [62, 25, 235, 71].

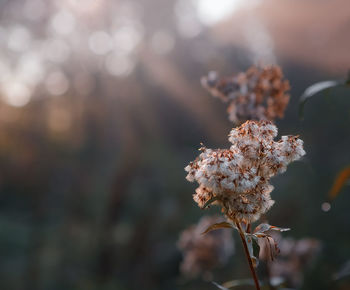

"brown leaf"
[329, 166, 350, 200]
[253, 223, 290, 234]
[201, 222, 233, 235]
[201, 196, 219, 209]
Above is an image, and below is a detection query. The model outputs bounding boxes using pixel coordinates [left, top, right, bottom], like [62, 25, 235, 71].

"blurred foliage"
[328, 167, 350, 201]
[299, 75, 350, 119]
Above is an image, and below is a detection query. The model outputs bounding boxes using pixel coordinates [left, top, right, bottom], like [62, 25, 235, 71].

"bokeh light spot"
[2, 81, 31, 107]
[113, 26, 143, 53]
[321, 202, 331, 212]
[195, 0, 243, 25]
[16, 52, 44, 86]
[45, 71, 69, 95]
[175, 0, 202, 38]
[105, 54, 134, 77]
[89, 31, 113, 55]
[51, 10, 76, 35]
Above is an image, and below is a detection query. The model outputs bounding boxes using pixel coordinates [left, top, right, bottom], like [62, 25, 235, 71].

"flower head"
[185, 120, 305, 222]
[201, 65, 290, 123]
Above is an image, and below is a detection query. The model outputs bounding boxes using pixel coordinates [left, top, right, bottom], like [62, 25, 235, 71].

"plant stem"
[247, 222, 252, 233]
[235, 221, 261, 290]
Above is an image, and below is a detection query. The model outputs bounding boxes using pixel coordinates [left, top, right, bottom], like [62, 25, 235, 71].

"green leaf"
[254, 223, 290, 234]
[201, 222, 233, 235]
[201, 196, 219, 209]
[252, 235, 260, 260]
[299, 80, 343, 119]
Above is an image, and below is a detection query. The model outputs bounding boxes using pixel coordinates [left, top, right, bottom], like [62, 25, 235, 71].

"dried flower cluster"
[177, 216, 234, 277]
[185, 120, 305, 222]
[201, 65, 290, 123]
[260, 233, 321, 288]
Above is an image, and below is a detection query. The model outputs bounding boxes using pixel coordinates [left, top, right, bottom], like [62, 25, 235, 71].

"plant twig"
[235, 221, 261, 290]
[247, 222, 252, 233]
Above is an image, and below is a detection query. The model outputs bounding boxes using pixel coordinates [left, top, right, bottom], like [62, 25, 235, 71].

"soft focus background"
[0, 0, 350, 289]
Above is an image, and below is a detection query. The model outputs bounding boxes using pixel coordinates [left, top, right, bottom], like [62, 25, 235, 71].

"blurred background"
[0, 0, 349, 289]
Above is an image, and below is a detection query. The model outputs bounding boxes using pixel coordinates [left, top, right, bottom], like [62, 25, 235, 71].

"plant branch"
[235, 221, 261, 290]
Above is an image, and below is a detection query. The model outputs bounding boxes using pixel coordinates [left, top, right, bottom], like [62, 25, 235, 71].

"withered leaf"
[201, 196, 219, 209]
[254, 223, 290, 234]
[201, 222, 233, 235]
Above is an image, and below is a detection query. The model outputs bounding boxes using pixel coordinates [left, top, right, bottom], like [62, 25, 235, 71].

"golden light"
[194, 0, 262, 26]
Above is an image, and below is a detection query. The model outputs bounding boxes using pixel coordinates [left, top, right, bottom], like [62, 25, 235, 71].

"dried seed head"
[177, 216, 234, 277]
[185, 120, 305, 222]
[201, 65, 290, 123]
[259, 232, 321, 288]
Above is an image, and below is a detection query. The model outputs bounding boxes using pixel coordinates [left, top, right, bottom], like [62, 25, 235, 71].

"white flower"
[185, 120, 305, 222]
